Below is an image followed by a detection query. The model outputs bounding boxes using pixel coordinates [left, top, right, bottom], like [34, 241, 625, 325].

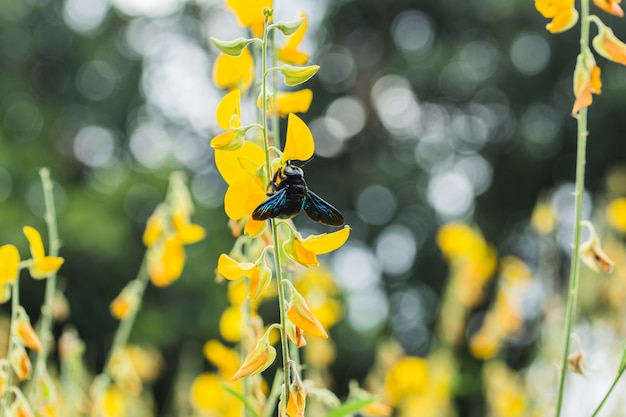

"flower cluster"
[199, 2, 353, 417]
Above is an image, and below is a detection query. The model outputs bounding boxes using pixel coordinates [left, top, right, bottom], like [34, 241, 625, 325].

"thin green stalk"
[1, 279, 21, 415]
[34, 168, 60, 377]
[261, 11, 291, 409]
[590, 368, 625, 417]
[554, 3, 590, 413]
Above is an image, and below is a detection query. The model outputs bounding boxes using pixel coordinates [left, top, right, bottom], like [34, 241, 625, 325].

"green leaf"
[322, 398, 378, 417]
[277, 64, 319, 86]
[271, 18, 304, 36]
[210, 37, 258, 56]
[221, 383, 261, 417]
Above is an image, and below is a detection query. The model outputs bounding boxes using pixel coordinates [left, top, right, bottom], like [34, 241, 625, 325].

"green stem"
[590, 368, 625, 417]
[34, 168, 60, 377]
[261, 13, 291, 410]
[554, 2, 590, 412]
[1, 279, 21, 415]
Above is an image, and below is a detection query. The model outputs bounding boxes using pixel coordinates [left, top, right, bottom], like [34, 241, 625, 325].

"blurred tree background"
[2, 0, 626, 414]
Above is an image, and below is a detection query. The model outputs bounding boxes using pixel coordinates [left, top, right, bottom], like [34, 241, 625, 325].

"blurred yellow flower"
[225, 0, 271, 37]
[142, 211, 164, 247]
[217, 253, 256, 281]
[172, 211, 206, 245]
[190, 372, 242, 416]
[213, 49, 255, 90]
[534, 0, 578, 33]
[220, 306, 244, 342]
[278, 13, 309, 65]
[15, 308, 42, 352]
[0, 244, 20, 285]
[385, 357, 428, 406]
[23, 226, 63, 279]
[261, 89, 313, 118]
[147, 237, 185, 287]
[530, 199, 557, 235]
[535, 0, 575, 17]
[284, 226, 351, 267]
[203, 340, 240, 378]
[607, 197, 626, 232]
[212, 89, 246, 150]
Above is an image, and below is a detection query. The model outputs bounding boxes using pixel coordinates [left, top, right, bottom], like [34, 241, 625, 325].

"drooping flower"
[22, 226, 64, 279]
[283, 226, 351, 267]
[592, 20, 626, 65]
[594, 0, 624, 17]
[580, 222, 615, 274]
[14, 307, 42, 352]
[213, 49, 255, 91]
[287, 286, 328, 338]
[278, 12, 309, 65]
[572, 52, 602, 115]
[231, 330, 277, 380]
[286, 375, 307, 417]
[10, 344, 32, 381]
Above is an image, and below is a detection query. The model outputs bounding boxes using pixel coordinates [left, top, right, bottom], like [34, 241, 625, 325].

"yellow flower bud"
[231, 331, 276, 381]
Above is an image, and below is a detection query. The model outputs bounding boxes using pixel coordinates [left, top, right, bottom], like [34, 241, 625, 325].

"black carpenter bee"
[252, 162, 344, 226]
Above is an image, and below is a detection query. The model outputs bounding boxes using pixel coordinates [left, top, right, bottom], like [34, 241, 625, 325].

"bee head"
[283, 162, 304, 177]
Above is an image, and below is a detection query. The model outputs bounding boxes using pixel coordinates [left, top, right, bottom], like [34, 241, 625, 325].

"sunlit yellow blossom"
[0, 244, 20, 285]
[385, 357, 428, 406]
[249, 264, 272, 299]
[172, 211, 206, 244]
[284, 227, 350, 267]
[278, 13, 309, 65]
[231, 331, 276, 380]
[244, 217, 266, 237]
[262, 89, 313, 118]
[213, 49, 255, 90]
[212, 89, 246, 150]
[282, 113, 314, 163]
[217, 254, 256, 281]
[606, 197, 626, 232]
[572, 53, 602, 115]
[593, 21, 626, 65]
[23, 226, 63, 279]
[94, 385, 126, 417]
[287, 287, 328, 338]
[594, 0, 624, 16]
[147, 237, 185, 287]
[225, 0, 271, 37]
[535, 0, 575, 17]
[203, 340, 240, 377]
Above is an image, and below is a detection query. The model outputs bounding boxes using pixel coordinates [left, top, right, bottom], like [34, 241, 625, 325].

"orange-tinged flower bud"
[285, 319, 307, 348]
[142, 212, 164, 247]
[231, 331, 276, 381]
[10, 344, 32, 381]
[109, 280, 141, 320]
[593, 21, 626, 65]
[23, 226, 64, 279]
[15, 308, 42, 352]
[0, 244, 20, 285]
[572, 52, 602, 114]
[286, 377, 306, 417]
[287, 288, 328, 338]
[594, 0, 624, 16]
[249, 265, 272, 300]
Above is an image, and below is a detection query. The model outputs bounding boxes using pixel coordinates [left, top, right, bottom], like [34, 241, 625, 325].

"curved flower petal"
[535, 0, 575, 17]
[278, 13, 309, 65]
[284, 239, 319, 267]
[275, 89, 313, 117]
[593, 21, 626, 65]
[213, 49, 255, 90]
[546, 7, 578, 33]
[225, 0, 272, 37]
[300, 226, 350, 254]
[287, 288, 328, 338]
[215, 141, 265, 185]
[594, 0, 624, 17]
[231, 332, 276, 380]
[282, 113, 314, 163]
[224, 175, 267, 220]
[23, 226, 46, 260]
[217, 254, 256, 281]
[0, 244, 20, 284]
[216, 89, 241, 130]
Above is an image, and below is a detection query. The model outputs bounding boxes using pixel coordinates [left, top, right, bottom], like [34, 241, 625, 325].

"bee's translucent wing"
[303, 191, 344, 226]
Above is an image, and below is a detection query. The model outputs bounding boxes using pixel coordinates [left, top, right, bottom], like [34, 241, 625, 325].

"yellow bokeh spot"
[530, 201, 557, 235]
[385, 357, 429, 406]
[282, 113, 314, 163]
[220, 305, 243, 342]
[203, 340, 240, 377]
[607, 197, 626, 232]
[190, 373, 223, 411]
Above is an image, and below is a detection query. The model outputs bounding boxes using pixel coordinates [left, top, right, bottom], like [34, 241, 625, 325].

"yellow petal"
[284, 238, 319, 267]
[225, 0, 272, 37]
[244, 217, 266, 237]
[300, 226, 350, 255]
[0, 244, 20, 284]
[282, 113, 314, 163]
[216, 89, 241, 130]
[607, 197, 626, 232]
[215, 141, 265, 185]
[211, 131, 244, 151]
[287, 288, 328, 338]
[148, 237, 185, 287]
[30, 256, 64, 280]
[224, 175, 267, 220]
[23, 226, 46, 260]
[546, 7, 578, 33]
[275, 89, 313, 117]
[384, 357, 429, 406]
[213, 49, 255, 90]
[535, 0, 575, 17]
[190, 373, 224, 411]
[143, 213, 164, 247]
[203, 340, 240, 377]
[217, 254, 255, 281]
[278, 13, 309, 66]
[220, 305, 243, 342]
[231, 334, 276, 381]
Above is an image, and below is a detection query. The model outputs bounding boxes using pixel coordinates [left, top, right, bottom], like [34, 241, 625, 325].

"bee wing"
[252, 188, 288, 221]
[303, 191, 344, 226]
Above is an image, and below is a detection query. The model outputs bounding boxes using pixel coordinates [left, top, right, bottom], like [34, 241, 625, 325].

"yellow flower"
[212, 89, 246, 150]
[147, 236, 185, 287]
[142, 211, 164, 247]
[385, 357, 429, 406]
[217, 253, 256, 280]
[15, 308, 42, 352]
[593, 20, 626, 65]
[203, 340, 240, 378]
[287, 286, 328, 338]
[172, 211, 206, 245]
[109, 280, 141, 320]
[94, 385, 126, 417]
[534, 0, 578, 33]
[286, 376, 306, 417]
[225, 0, 272, 37]
[22, 226, 64, 279]
[0, 244, 20, 285]
[278, 13, 309, 65]
[594, 0, 624, 16]
[284, 226, 351, 267]
[219, 306, 244, 342]
[572, 53, 602, 115]
[282, 113, 314, 163]
[213, 49, 255, 90]
[261, 89, 313, 118]
[535, 0, 574, 17]
[231, 330, 276, 380]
